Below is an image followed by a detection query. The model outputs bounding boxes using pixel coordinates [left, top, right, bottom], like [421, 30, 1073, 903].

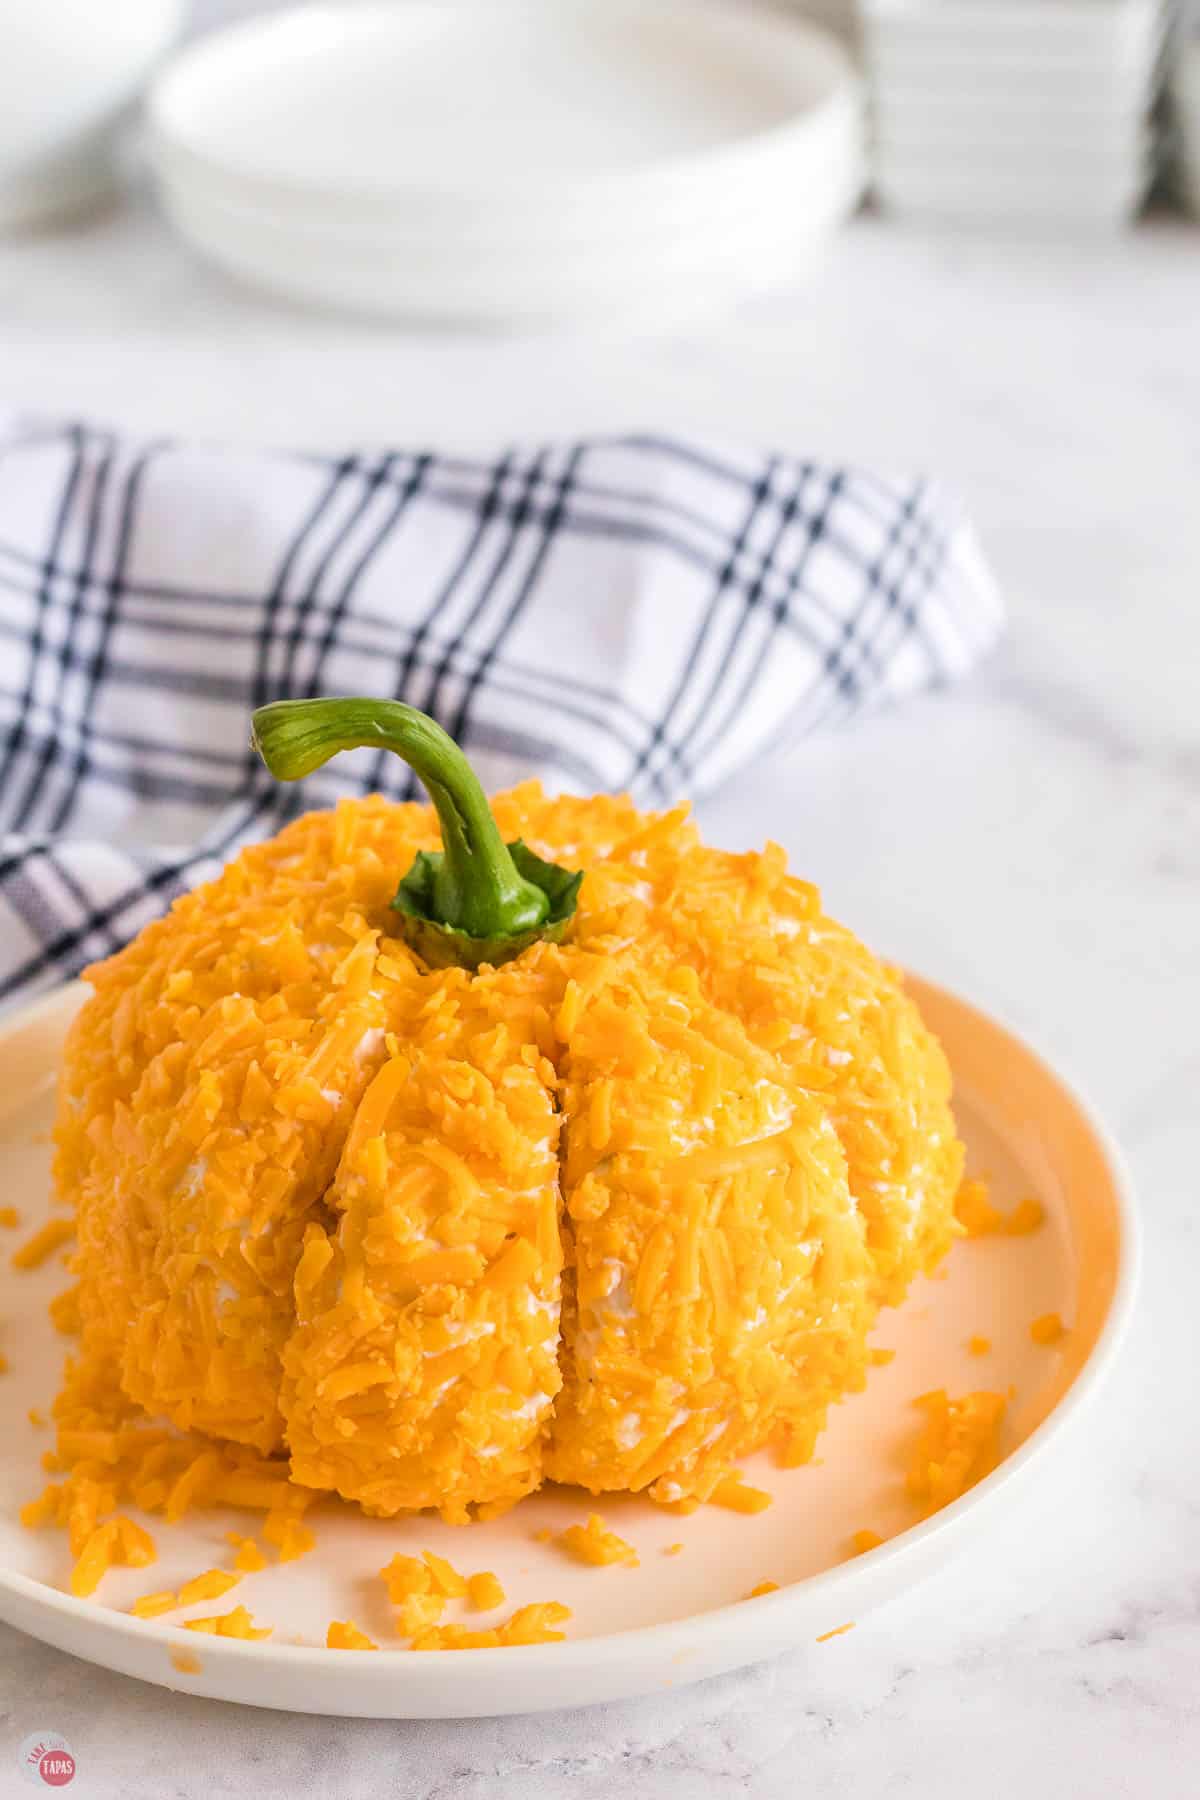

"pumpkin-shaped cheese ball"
[54, 698, 963, 1520]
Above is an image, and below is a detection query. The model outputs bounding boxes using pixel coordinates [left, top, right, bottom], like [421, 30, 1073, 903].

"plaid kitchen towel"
[0, 415, 1002, 1006]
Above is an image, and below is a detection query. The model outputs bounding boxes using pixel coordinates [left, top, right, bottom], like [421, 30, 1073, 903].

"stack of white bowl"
[862, 0, 1164, 229]
[148, 0, 866, 327]
[0, 0, 182, 230]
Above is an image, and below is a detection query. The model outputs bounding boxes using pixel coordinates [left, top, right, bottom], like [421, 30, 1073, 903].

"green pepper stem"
[251, 697, 550, 939]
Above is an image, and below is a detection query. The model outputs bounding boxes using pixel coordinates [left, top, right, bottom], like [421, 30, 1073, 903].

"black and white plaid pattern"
[0, 415, 1002, 1007]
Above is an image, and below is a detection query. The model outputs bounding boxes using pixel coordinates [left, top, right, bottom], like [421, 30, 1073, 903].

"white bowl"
[0, 0, 182, 230]
[147, 0, 864, 322]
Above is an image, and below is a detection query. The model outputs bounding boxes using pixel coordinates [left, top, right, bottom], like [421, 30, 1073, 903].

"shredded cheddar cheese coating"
[49, 787, 963, 1528]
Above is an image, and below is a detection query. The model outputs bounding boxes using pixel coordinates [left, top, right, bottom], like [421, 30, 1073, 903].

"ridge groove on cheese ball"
[281, 955, 565, 1522]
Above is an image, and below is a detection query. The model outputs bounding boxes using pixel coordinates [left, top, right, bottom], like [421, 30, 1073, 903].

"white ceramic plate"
[152, 153, 860, 326]
[0, 975, 1137, 1718]
[146, 0, 862, 322]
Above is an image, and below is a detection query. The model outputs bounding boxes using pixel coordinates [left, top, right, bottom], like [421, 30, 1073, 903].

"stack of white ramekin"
[863, 0, 1163, 228]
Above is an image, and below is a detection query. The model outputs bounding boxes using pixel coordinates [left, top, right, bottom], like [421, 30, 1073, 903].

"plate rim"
[0, 972, 1141, 1694]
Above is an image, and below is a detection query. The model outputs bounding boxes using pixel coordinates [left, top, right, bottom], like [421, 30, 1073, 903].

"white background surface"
[1, 31, 1198, 1795]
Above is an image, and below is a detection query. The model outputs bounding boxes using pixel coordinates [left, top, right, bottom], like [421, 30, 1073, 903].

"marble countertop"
[0, 191, 1197, 1798]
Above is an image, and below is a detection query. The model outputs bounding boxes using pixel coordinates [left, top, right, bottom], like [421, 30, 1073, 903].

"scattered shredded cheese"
[955, 1180, 1044, 1239]
[226, 1533, 267, 1572]
[178, 1570, 241, 1607]
[411, 1601, 571, 1651]
[397, 1593, 446, 1637]
[11, 1218, 74, 1271]
[184, 1606, 271, 1639]
[710, 1477, 772, 1515]
[905, 1389, 1007, 1516]
[816, 1622, 855, 1643]
[380, 1554, 432, 1602]
[466, 1571, 506, 1611]
[747, 1581, 779, 1598]
[1030, 1312, 1065, 1346]
[556, 1514, 639, 1568]
[850, 1529, 883, 1555]
[264, 1512, 315, 1562]
[327, 1620, 378, 1650]
[130, 1591, 177, 1619]
[422, 1550, 466, 1597]
[68, 1515, 157, 1595]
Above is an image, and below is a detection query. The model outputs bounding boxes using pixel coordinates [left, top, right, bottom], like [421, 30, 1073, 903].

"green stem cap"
[251, 697, 582, 970]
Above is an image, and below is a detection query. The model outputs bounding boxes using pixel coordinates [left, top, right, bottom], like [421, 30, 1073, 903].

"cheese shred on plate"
[178, 1569, 241, 1606]
[11, 1218, 74, 1271]
[955, 1180, 1044, 1239]
[26, 783, 971, 1629]
[411, 1601, 572, 1651]
[327, 1620, 378, 1650]
[556, 1514, 639, 1567]
[184, 1605, 271, 1640]
[850, 1529, 883, 1555]
[905, 1389, 1008, 1516]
